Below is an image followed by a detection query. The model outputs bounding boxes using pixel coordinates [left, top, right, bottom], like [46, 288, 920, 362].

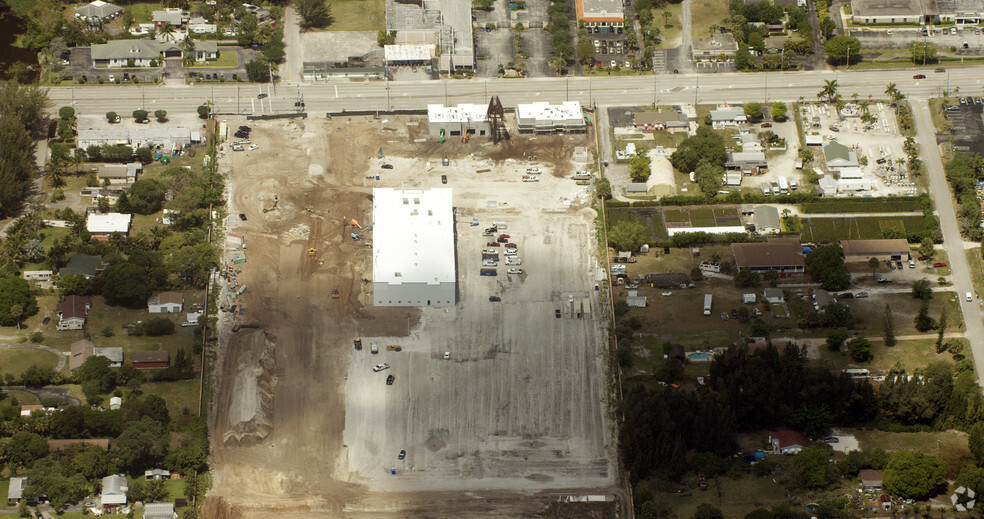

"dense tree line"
[943, 153, 984, 240]
[0, 81, 49, 218]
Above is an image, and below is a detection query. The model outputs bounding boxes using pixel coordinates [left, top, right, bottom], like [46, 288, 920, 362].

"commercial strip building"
[516, 102, 587, 134]
[385, 0, 474, 70]
[575, 0, 625, 30]
[78, 127, 198, 151]
[384, 44, 436, 67]
[427, 104, 490, 137]
[372, 186, 456, 307]
[89, 40, 218, 67]
[732, 237, 806, 275]
[841, 239, 911, 262]
[692, 33, 739, 61]
[850, 0, 984, 24]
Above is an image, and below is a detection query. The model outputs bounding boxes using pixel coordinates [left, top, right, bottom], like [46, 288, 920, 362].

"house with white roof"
[74, 0, 123, 22]
[86, 213, 132, 239]
[101, 475, 128, 510]
[710, 106, 747, 130]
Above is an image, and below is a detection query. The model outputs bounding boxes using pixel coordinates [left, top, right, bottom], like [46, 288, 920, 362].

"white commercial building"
[372, 186, 456, 307]
[78, 127, 196, 151]
[427, 104, 489, 137]
[86, 213, 132, 238]
[384, 44, 436, 66]
[516, 101, 586, 134]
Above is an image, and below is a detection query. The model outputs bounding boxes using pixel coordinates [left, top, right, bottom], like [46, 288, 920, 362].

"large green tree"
[3, 431, 49, 467]
[115, 417, 170, 473]
[129, 178, 165, 215]
[792, 444, 837, 489]
[608, 220, 649, 252]
[824, 36, 861, 65]
[245, 59, 271, 82]
[76, 355, 116, 401]
[670, 126, 727, 174]
[99, 262, 154, 307]
[883, 450, 945, 499]
[0, 276, 38, 326]
[296, 0, 334, 28]
[804, 245, 850, 290]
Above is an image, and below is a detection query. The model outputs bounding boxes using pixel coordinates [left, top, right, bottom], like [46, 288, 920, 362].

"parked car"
[555, 309, 561, 318]
[239, 125, 252, 132]
[908, 259, 915, 268]
[108, 74, 115, 82]
[381, 164, 394, 169]
[823, 437, 839, 443]
[443, 351, 450, 360]
[386, 374, 394, 385]
[507, 268, 523, 274]
[248, 144, 259, 151]
[232, 145, 244, 151]
[398, 450, 406, 460]
[257, 93, 268, 99]
[41, 317, 50, 325]
[441, 174, 447, 184]
[934, 262, 948, 267]
[239, 213, 247, 221]
[489, 295, 501, 302]
[913, 74, 926, 79]
[855, 291, 869, 298]
[122, 322, 137, 328]
[372, 363, 390, 372]
[761, 123, 772, 128]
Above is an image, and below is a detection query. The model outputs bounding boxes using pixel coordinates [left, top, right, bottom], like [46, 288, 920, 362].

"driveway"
[912, 98, 984, 382]
[2, 386, 81, 406]
[283, 5, 303, 83]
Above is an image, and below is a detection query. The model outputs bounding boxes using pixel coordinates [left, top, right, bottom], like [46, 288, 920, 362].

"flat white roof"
[86, 213, 132, 234]
[516, 101, 583, 121]
[427, 104, 489, 124]
[373, 187, 455, 285]
[384, 44, 435, 61]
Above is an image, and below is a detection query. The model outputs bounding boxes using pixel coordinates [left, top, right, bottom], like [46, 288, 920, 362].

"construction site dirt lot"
[205, 114, 617, 518]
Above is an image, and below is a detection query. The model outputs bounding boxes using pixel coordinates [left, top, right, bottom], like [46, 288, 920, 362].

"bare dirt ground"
[204, 115, 616, 518]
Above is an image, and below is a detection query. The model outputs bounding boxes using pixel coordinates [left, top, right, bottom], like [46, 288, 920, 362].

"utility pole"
[653, 72, 657, 108]
[142, 88, 145, 110]
[444, 80, 448, 105]
[694, 76, 699, 108]
[237, 85, 240, 113]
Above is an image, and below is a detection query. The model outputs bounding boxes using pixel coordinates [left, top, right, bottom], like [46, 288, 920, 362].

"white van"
[967, 292, 974, 302]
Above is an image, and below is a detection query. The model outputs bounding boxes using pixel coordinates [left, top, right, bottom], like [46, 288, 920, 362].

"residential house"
[86, 213, 132, 240]
[96, 163, 141, 185]
[645, 273, 690, 288]
[770, 429, 809, 455]
[148, 291, 184, 313]
[95, 347, 124, 367]
[89, 40, 217, 68]
[731, 237, 805, 274]
[739, 133, 762, 151]
[710, 105, 748, 131]
[59, 253, 104, 278]
[841, 239, 910, 262]
[813, 289, 836, 310]
[144, 502, 176, 519]
[818, 176, 838, 196]
[763, 288, 785, 304]
[152, 8, 190, 27]
[145, 469, 171, 480]
[69, 340, 95, 371]
[754, 205, 782, 234]
[633, 110, 688, 133]
[56, 295, 92, 331]
[47, 439, 110, 451]
[74, 0, 123, 22]
[101, 475, 128, 510]
[7, 477, 26, 504]
[132, 350, 170, 369]
[188, 16, 217, 33]
[860, 469, 883, 490]
[692, 33, 738, 61]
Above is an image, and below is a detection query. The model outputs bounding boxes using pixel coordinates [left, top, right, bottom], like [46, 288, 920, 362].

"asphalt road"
[912, 98, 984, 378]
[47, 66, 983, 117]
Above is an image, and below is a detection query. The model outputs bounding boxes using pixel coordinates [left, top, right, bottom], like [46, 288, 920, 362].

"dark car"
[730, 309, 738, 319]
[239, 125, 251, 132]
[239, 213, 247, 221]
[41, 317, 50, 325]
[354, 338, 362, 350]
[441, 174, 447, 184]
[489, 296, 501, 302]
[122, 322, 137, 328]
[877, 278, 892, 284]
[497, 236, 508, 243]
[398, 450, 406, 460]
[761, 123, 772, 128]
[381, 164, 394, 169]
[838, 292, 855, 300]
[257, 93, 268, 99]
[386, 374, 394, 385]
[823, 437, 839, 443]
[913, 74, 927, 79]
[555, 309, 561, 318]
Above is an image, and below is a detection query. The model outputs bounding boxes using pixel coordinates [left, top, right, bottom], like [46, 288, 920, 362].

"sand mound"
[223, 331, 277, 447]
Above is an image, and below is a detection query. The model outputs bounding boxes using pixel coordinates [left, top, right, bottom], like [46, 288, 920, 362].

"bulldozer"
[308, 248, 317, 257]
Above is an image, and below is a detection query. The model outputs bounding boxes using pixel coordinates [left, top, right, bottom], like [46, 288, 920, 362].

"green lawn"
[799, 199, 925, 213]
[655, 3, 683, 49]
[139, 378, 201, 419]
[646, 472, 788, 518]
[799, 216, 926, 242]
[851, 428, 967, 456]
[190, 51, 240, 68]
[818, 337, 970, 373]
[967, 248, 984, 302]
[690, 0, 730, 39]
[320, 0, 385, 31]
[0, 348, 60, 378]
[128, 3, 158, 24]
[3, 391, 40, 405]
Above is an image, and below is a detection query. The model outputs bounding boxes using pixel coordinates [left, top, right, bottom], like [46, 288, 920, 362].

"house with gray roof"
[710, 105, 747, 130]
[152, 8, 191, 27]
[692, 33, 738, 61]
[60, 254, 104, 278]
[824, 141, 859, 171]
[754, 205, 781, 234]
[90, 40, 217, 68]
[144, 502, 176, 519]
[75, 0, 123, 21]
[101, 475, 128, 510]
[7, 477, 26, 503]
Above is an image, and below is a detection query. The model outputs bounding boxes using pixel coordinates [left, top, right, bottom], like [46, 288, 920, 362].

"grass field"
[653, 473, 788, 518]
[851, 429, 968, 456]
[3, 391, 40, 405]
[689, 0, 730, 40]
[818, 337, 970, 373]
[190, 51, 239, 68]
[320, 0, 385, 31]
[140, 378, 201, 419]
[0, 348, 60, 378]
[799, 216, 925, 242]
[799, 199, 925, 214]
[655, 3, 684, 49]
[128, 3, 158, 24]
[966, 247, 984, 301]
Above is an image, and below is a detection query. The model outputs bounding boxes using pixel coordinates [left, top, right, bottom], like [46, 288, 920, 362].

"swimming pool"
[688, 352, 713, 361]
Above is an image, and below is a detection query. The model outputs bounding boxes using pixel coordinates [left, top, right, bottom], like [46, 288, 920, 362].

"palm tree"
[149, 225, 171, 249]
[868, 257, 880, 278]
[158, 23, 175, 41]
[180, 33, 196, 54]
[818, 79, 839, 103]
[885, 82, 899, 102]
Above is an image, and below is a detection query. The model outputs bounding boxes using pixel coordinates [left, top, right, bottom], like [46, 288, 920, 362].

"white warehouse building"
[427, 104, 489, 138]
[372, 186, 456, 307]
[516, 101, 586, 134]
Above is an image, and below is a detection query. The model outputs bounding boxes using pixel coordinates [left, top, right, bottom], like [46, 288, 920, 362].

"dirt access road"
[205, 115, 616, 518]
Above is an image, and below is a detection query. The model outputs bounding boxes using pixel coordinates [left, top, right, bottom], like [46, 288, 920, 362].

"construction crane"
[352, 224, 373, 241]
[454, 211, 479, 226]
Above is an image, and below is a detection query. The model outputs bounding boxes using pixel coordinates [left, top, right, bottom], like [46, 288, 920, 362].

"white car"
[504, 250, 518, 257]
[248, 144, 259, 151]
[610, 60, 617, 67]
[443, 351, 450, 360]
[504, 247, 518, 253]
[507, 268, 523, 274]
[482, 259, 498, 266]
[482, 249, 498, 255]
[108, 74, 115, 82]
[231, 145, 244, 151]
[505, 257, 521, 265]
[235, 139, 251, 145]
[522, 175, 539, 182]
[372, 363, 390, 372]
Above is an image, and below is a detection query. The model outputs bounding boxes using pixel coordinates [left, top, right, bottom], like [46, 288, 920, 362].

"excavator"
[349, 218, 374, 241]
[439, 128, 446, 143]
[308, 248, 316, 257]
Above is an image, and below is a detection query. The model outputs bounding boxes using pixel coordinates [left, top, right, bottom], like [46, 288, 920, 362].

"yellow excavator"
[308, 248, 317, 257]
